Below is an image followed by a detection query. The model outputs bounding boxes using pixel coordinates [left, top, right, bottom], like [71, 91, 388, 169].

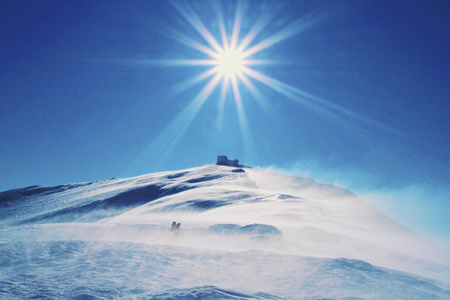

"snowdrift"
[1, 164, 449, 299]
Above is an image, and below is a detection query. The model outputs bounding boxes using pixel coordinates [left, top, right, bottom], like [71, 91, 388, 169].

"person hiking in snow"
[171, 221, 181, 232]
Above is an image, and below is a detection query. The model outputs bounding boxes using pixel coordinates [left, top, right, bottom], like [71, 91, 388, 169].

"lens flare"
[127, 2, 324, 171]
[126, 1, 393, 173]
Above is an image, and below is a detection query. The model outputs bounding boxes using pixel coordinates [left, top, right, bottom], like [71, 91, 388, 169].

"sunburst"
[159, 1, 317, 161]
[167, 1, 275, 103]
[126, 1, 390, 173]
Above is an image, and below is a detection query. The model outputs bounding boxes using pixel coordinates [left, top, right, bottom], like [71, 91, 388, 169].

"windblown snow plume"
[1, 164, 449, 299]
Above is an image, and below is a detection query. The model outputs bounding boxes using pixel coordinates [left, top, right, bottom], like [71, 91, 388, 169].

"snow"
[1, 164, 449, 299]
[208, 223, 282, 236]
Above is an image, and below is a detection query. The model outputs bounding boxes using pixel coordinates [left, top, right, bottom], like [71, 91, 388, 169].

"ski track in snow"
[1, 164, 449, 299]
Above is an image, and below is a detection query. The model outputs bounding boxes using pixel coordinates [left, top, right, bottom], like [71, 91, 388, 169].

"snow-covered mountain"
[1, 164, 449, 299]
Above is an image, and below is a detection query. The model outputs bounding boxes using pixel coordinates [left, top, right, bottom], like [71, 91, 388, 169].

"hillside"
[1, 164, 449, 299]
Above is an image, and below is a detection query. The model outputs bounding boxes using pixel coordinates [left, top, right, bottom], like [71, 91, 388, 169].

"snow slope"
[1, 164, 449, 299]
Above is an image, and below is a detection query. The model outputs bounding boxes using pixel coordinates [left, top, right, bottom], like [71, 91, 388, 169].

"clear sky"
[1, 0, 449, 240]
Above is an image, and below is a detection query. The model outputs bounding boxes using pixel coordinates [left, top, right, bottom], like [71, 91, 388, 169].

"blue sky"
[1, 1, 449, 239]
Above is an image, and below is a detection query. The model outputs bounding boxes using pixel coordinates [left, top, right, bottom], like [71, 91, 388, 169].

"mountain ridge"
[1, 163, 449, 298]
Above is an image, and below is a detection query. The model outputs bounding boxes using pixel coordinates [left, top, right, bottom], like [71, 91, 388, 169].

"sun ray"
[171, 1, 222, 54]
[126, 72, 223, 174]
[236, 13, 272, 53]
[229, 2, 243, 50]
[168, 29, 219, 58]
[217, 76, 230, 130]
[135, 59, 217, 67]
[162, 59, 218, 66]
[241, 66, 392, 137]
[231, 74, 256, 162]
[217, 8, 229, 50]
[241, 14, 322, 59]
[172, 67, 219, 96]
[237, 71, 272, 115]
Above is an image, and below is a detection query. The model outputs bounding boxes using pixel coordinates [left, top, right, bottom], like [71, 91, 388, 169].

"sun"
[167, 0, 277, 104]
[154, 0, 314, 162]
[128, 2, 389, 172]
[216, 47, 245, 77]
[134, 1, 362, 168]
